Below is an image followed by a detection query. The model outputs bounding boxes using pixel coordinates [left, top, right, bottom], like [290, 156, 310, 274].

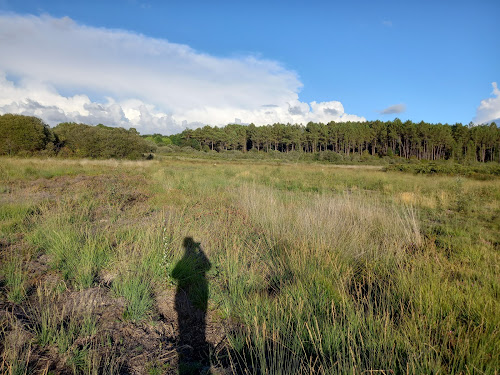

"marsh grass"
[30, 286, 96, 354]
[28, 223, 111, 290]
[0, 157, 499, 373]
[0, 313, 33, 375]
[153, 161, 499, 373]
[112, 272, 154, 321]
[71, 337, 125, 375]
[1, 258, 27, 303]
[0, 347, 32, 375]
[197, 186, 425, 372]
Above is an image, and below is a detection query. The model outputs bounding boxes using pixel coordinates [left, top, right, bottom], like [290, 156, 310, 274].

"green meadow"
[0, 157, 499, 374]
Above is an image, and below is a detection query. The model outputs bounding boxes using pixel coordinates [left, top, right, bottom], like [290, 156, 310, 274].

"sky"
[0, 0, 498, 135]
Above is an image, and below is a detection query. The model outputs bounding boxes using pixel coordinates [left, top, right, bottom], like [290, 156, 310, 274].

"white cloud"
[474, 82, 500, 124]
[379, 103, 406, 115]
[0, 14, 365, 133]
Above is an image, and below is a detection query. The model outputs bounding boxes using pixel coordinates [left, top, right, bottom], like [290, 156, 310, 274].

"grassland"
[0, 157, 499, 374]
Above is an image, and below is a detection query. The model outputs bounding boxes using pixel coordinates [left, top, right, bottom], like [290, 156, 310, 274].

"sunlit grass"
[0, 156, 499, 373]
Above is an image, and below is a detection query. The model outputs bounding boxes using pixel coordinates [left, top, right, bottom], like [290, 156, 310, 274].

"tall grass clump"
[31, 286, 97, 354]
[109, 226, 167, 321]
[214, 186, 424, 373]
[1, 258, 28, 303]
[0, 314, 33, 375]
[211, 182, 498, 373]
[30, 223, 110, 289]
[67, 337, 125, 375]
[112, 272, 154, 321]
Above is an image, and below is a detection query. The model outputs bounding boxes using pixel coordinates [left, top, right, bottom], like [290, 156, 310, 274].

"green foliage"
[54, 122, 154, 159]
[0, 114, 156, 159]
[386, 161, 500, 177]
[164, 120, 500, 164]
[168, 133, 183, 146]
[0, 114, 54, 155]
[316, 150, 344, 163]
[2, 112, 500, 164]
[2, 113, 499, 163]
[142, 133, 173, 146]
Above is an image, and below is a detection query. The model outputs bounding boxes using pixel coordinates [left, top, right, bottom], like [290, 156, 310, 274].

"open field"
[0, 157, 499, 374]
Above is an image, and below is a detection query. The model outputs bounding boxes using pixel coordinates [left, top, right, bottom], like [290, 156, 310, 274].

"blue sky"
[0, 0, 498, 134]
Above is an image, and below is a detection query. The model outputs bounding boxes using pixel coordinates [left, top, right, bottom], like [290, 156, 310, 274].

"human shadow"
[172, 237, 212, 375]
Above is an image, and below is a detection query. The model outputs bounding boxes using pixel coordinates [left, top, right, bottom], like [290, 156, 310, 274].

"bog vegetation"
[0, 157, 498, 374]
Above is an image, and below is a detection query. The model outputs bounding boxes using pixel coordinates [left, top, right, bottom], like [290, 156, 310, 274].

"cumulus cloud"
[0, 14, 365, 133]
[379, 103, 406, 115]
[474, 82, 500, 124]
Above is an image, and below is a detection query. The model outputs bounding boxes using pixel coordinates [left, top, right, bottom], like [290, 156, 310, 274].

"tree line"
[0, 114, 154, 159]
[2, 113, 499, 162]
[161, 120, 499, 162]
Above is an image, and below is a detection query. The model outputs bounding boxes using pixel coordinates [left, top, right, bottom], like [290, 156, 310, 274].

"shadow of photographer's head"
[179, 237, 211, 274]
[183, 236, 199, 250]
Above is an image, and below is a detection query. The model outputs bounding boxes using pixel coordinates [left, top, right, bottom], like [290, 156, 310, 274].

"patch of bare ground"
[0, 174, 149, 209]
[1, 281, 231, 374]
[0, 234, 24, 257]
[0, 175, 93, 205]
[6, 287, 230, 374]
[1, 172, 157, 235]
